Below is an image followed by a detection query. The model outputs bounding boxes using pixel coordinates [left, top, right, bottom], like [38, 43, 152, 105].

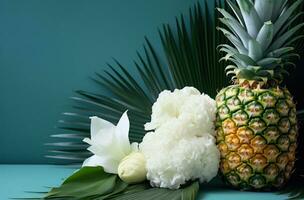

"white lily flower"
[82, 111, 137, 174]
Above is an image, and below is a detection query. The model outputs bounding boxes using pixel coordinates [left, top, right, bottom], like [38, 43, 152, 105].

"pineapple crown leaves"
[218, 0, 304, 85]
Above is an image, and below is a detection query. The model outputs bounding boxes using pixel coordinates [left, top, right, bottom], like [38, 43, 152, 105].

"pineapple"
[216, 0, 304, 190]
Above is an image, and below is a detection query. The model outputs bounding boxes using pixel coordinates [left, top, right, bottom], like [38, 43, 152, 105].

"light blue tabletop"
[0, 165, 289, 200]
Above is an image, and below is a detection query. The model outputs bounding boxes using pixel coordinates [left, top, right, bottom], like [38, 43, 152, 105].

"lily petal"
[83, 128, 115, 155]
[87, 140, 125, 161]
[90, 116, 115, 138]
[115, 111, 131, 155]
[93, 127, 115, 146]
[82, 155, 119, 174]
[82, 111, 133, 174]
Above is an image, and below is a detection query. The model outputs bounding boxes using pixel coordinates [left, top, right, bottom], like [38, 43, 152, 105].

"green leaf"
[236, 0, 262, 38]
[256, 21, 274, 51]
[109, 181, 199, 200]
[219, 17, 251, 48]
[267, 47, 294, 57]
[37, 0, 304, 199]
[226, 0, 245, 26]
[273, 0, 303, 36]
[45, 167, 128, 200]
[271, 0, 287, 21]
[257, 58, 281, 66]
[231, 53, 256, 66]
[44, 166, 199, 200]
[276, 12, 304, 38]
[254, 0, 273, 22]
[216, 27, 248, 54]
[46, 0, 230, 162]
[248, 39, 263, 61]
[269, 23, 304, 51]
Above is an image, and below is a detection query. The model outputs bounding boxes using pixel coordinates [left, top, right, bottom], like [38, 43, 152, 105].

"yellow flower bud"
[118, 152, 147, 184]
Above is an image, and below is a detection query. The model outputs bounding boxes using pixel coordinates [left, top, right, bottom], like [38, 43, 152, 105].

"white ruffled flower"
[145, 87, 216, 136]
[82, 111, 138, 174]
[140, 87, 220, 189]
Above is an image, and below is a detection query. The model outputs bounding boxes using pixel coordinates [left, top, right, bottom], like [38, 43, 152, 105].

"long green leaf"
[109, 181, 199, 200]
[236, 0, 262, 38]
[40, 0, 304, 199]
[47, 0, 229, 162]
[44, 167, 128, 200]
[44, 166, 199, 200]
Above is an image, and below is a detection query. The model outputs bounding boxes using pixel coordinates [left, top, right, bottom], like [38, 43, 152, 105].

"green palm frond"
[41, 167, 199, 200]
[46, 0, 229, 162]
[45, 0, 304, 199]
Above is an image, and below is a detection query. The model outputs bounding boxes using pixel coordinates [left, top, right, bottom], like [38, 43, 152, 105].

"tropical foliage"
[46, 0, 228, 162]
[45, 0, 304, 199]
[44, 167, 199, 200]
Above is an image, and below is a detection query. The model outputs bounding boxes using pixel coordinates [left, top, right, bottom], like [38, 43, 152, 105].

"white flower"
[140, 87, 220, 189]
[82, 111, 138, 174]
[145, 87, 216, 137]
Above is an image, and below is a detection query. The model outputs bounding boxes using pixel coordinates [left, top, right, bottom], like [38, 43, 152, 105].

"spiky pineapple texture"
[216, 85, 297, 190]
[218, 0, 304, 86]
[215, 0, 303, 191]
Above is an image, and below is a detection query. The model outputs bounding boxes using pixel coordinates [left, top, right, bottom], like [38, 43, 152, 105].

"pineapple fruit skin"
[215, 85, 297, 190]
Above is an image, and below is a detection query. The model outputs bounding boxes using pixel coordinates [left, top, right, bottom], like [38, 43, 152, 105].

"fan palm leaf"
[46, 0, 229, 162]
[45, 0, 304, 199]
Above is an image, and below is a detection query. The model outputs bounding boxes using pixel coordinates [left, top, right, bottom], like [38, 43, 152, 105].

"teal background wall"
[0, 0, 200, 163]
[1, 0, 303, 164]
